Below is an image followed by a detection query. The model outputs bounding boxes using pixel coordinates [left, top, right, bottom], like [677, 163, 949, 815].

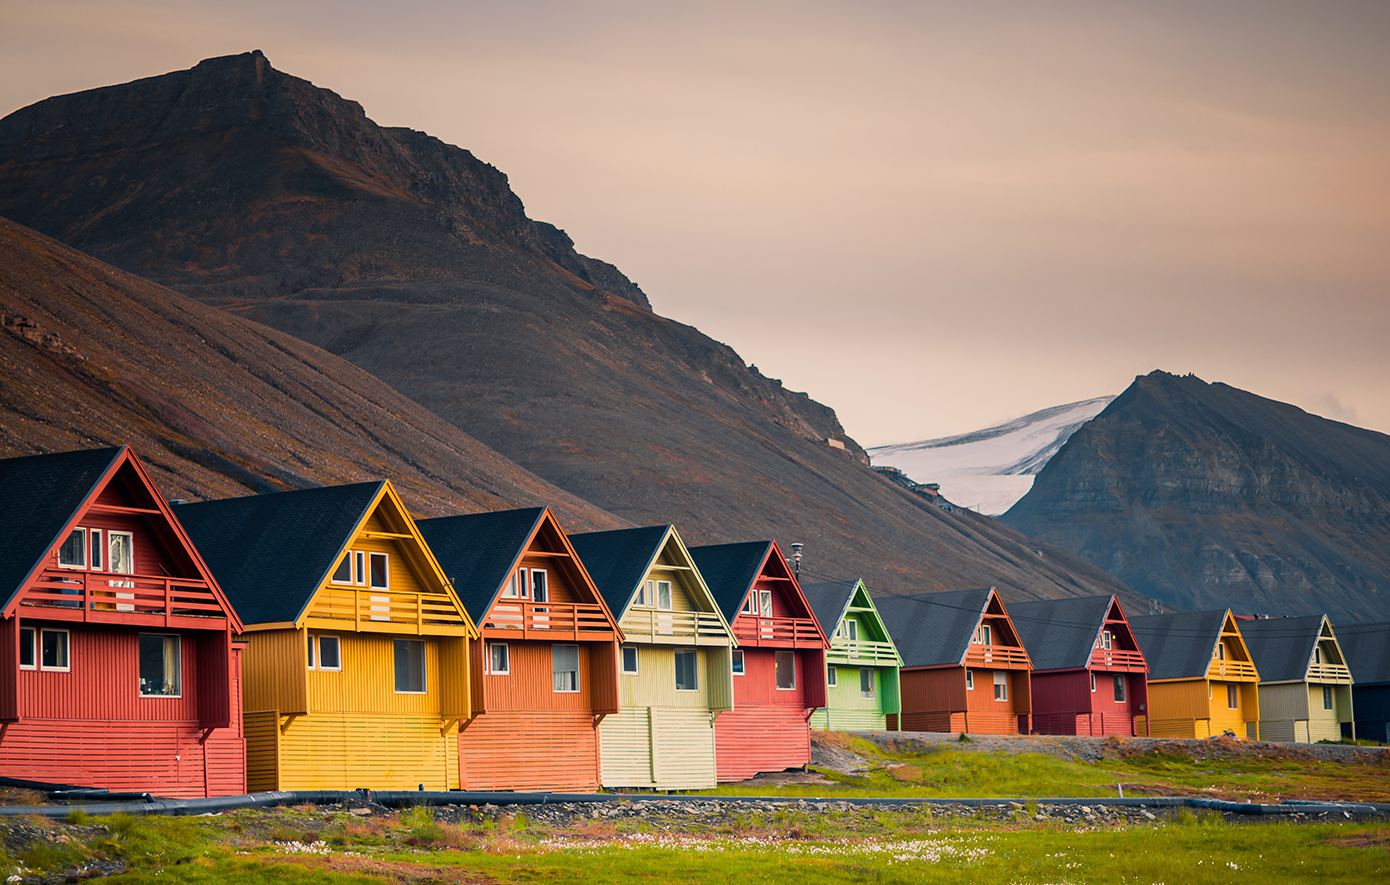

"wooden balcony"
[1306, 662, 1353, 684]
[1207, 659, 1259, 681]
[620, 608, 730, 645]
[306, 588, 473, 636]
[481, 601, 616, 641]
[963, 644, 1030, 669]
[1089, 648, 1148, 671]
[827, 638, 901, 666]
[23, 569, 226, 630]
[732, 615, 823, 648]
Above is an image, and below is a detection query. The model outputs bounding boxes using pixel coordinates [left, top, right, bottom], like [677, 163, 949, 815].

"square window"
[775, 650, 795, 690]
[966, 669, 974, 690]
[531, 570, 548, 603]
[657, 581, 672, 610]
[993, 671, 1008, 701]
[369, 553, 389, 590]
[860, 668, 874, 698]
[1113, 675, 1126, 703]
[488, 642, 510, 675]
[731, 649, 745, 675]
[553, 644, 580, 692]
[621, 645, 639, 675]
[394, 639, 426, 693]
[40, 629, 69, 671]
[675, 649, 698, 691]
[318, 636, 341, 671]
[331, 553, 353, 584]
[827, 665, 838, 687]
[58, 529, 85, 569]
[19, 627, 35, 669]
[1227, 684, 1239, 710]
[139, 634, 180, 696]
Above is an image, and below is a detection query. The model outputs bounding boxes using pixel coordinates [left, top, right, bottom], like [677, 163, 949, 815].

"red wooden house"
[875, 587, 1033, 734]
[0, 447, 245, 797]
[689, 541, 827, 782]
[1009, 595, 1149, 736]
[417, 507, 622, 791]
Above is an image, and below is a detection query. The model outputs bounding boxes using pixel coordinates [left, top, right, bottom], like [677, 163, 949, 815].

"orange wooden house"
[688, 541, 827, 782]
[417, 507, 622, 791]
[875, 587, 1033, 734]
[0, 447, 246, 797]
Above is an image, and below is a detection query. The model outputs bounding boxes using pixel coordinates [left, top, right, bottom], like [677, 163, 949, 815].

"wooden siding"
[1260, 683, 1353, 743]
[242, 629, 308, 716]
[619, 646, 721, 709]
[244, 710, 279, 792]
[714, 704, 811, 781]
[813, 664, 899, 730]
[599, 706, 718, 790]
[479, 641, 608, 712]
[809, 708, 888, 731]
[19, 626, 200, 721]
[733, 647, 824, 708]
[459, 709, 600, 791]
[277, 713, 458, 790]
[1030, 669, 1145, 735]
[897, 666, 1027, 734]
[306, 632, 449, 715]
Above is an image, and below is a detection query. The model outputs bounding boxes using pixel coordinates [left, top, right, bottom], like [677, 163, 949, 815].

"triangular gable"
[803, 579, 903, 665]
[1333, 621, 1390, 686]
[1207, 611, 1257, 676]
[1010, 595, 1125, 672]
[874, 587, 994, 669]
[1240, 614, 1345, 684]
[1, 446, 242, 632]
[735, 541, 825, 639]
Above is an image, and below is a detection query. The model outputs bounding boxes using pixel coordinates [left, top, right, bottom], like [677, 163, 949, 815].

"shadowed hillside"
[1003, 371, 1390, 621]
[0, 53, 1145, 604]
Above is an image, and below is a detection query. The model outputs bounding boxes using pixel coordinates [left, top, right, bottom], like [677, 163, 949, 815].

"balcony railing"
[732, 615, 823, 647]
[620, 608, 729, 643]
[1208, 659, 1259, 680]
[307, 588, 473, 635]
[1306, 663, 1353, 684]
[1089, 648, 1148, 671]
[963, 644, 1030, 668]
[828, 638, 901, 665]
[25, 569, 225, 627]
[481, 602, 616, 640]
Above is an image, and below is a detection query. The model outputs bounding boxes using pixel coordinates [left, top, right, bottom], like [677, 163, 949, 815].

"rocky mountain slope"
[869, 396, 1115, 516]
[0, 215, 626, 530]
[1001, 371, 1390, 621]
[0, 53, 1143, 603]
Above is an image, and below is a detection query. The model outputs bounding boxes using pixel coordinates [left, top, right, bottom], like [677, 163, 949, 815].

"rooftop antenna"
[789, 543, 803, 578]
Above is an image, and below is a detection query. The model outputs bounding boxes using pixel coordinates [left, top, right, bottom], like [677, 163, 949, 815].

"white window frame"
[368, 552, 389, 591]
[1100, 630, 1113, 650]
[621, 645, 639, 675]
[354, 551, 367, 587]
[394, 639, 427, 693]
[965, 669, 974, 690]
[18, 627, 35, 670]
[1090, 671, 1096, 692]
[978, 624, 992, 646]
[860, 667, 874, 698]
[827, 665, 838, 687]
[674, 648, 699, 692]
[138, 633, 181, 697]
[1227, 684, 1239, 710]
[636, 581, 651, 607]
[731, 649, 745, 676]
[844, 619, 859, 642]
[759, 590, 773, 618]
[1322, 686, 1333, 710]
[40, 628, 70, 672]
[742, 594, 756, 615]
[89, 529, 102, 571]
[656, 580, 673, 611]
[552, 644, 580, 693]
[488, 641, 510, 675]
[993, 670, 1008, 702]
[775, 650, 796, 690]
[1216, 641, 1226, 661]
[1113, 674, 1126, 703]
[530, 569, 548, 603]
[317, 635, 342, 672]
[331, 551, 354, 585]
[503, 567, 528, 599]
[57, 528, 86, 569]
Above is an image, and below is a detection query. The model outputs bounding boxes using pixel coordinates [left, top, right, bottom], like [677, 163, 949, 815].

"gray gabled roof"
[1010, 595, 1117, 672]
[801, 580, 860, 639]
[0, 447, 124, 611]
[1239, 615, 1331, 684]
[688, 541, 775, 623]
[176, 482, 384, 626]
[1129, 610, 1229, 681]
[873, 588, 995, 668]
[1335, 621, 1390, 686]
[569, 525, 674, 619]
[416, 508, 547, 623]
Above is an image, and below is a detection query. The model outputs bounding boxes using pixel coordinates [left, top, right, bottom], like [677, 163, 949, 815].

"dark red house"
[689, 541, 827, 782]
[1010, 595, 1149, 736]
[0, 447, 245, 797]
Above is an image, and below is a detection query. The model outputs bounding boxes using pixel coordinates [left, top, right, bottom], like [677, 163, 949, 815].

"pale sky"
[4, 0, 1388, 445]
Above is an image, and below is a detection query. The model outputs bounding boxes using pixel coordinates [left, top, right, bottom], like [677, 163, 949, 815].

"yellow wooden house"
[177, 481, 476, 790]
[1130, 609, 1260, 739]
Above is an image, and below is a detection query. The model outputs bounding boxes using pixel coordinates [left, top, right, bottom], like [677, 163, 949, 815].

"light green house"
[1240, 614, 1355, 743]
[802, 579, 902, 731]
[570, 525, 735, 790]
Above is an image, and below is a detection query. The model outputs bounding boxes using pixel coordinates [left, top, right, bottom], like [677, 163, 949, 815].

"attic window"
[844, 620, 859, 642]
[332, 551, 368, 586]
[1100, 630, 1112, 650]
[369, 553, 389, 590]
[760, 590, 773, 617]
[531, 570, 548, 603]
[974, 624, 992, 645]
[58, 529, 86, 569]
[657, 580, 672, 610]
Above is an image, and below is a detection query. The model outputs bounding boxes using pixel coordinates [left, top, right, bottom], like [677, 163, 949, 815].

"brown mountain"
[1002, 371, 1390, 621]
[0, 214, 625, 530]
[0, 52, 1142, 604]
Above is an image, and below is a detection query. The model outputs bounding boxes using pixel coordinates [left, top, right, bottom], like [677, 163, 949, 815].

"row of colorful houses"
[2, 447, 1385, 800]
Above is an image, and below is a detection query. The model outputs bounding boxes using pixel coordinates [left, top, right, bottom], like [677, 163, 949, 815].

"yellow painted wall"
[242, 629, 309, 715]
[619, 646, 716, 707]
[277, 712, 459, 790]
[306, 632, 450, 715]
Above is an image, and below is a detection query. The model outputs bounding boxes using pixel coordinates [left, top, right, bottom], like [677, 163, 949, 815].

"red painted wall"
[714, 705, 810, 782]
[459, 709, 600, 791]
[1030, 669, 1146, 736]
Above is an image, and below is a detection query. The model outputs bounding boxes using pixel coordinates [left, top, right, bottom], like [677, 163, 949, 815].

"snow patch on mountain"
[868, 396, 1115, 515]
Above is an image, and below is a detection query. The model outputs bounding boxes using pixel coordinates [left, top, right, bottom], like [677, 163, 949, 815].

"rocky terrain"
[1002, 371, 1390, 621]
[0, 53, 1144, 603]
